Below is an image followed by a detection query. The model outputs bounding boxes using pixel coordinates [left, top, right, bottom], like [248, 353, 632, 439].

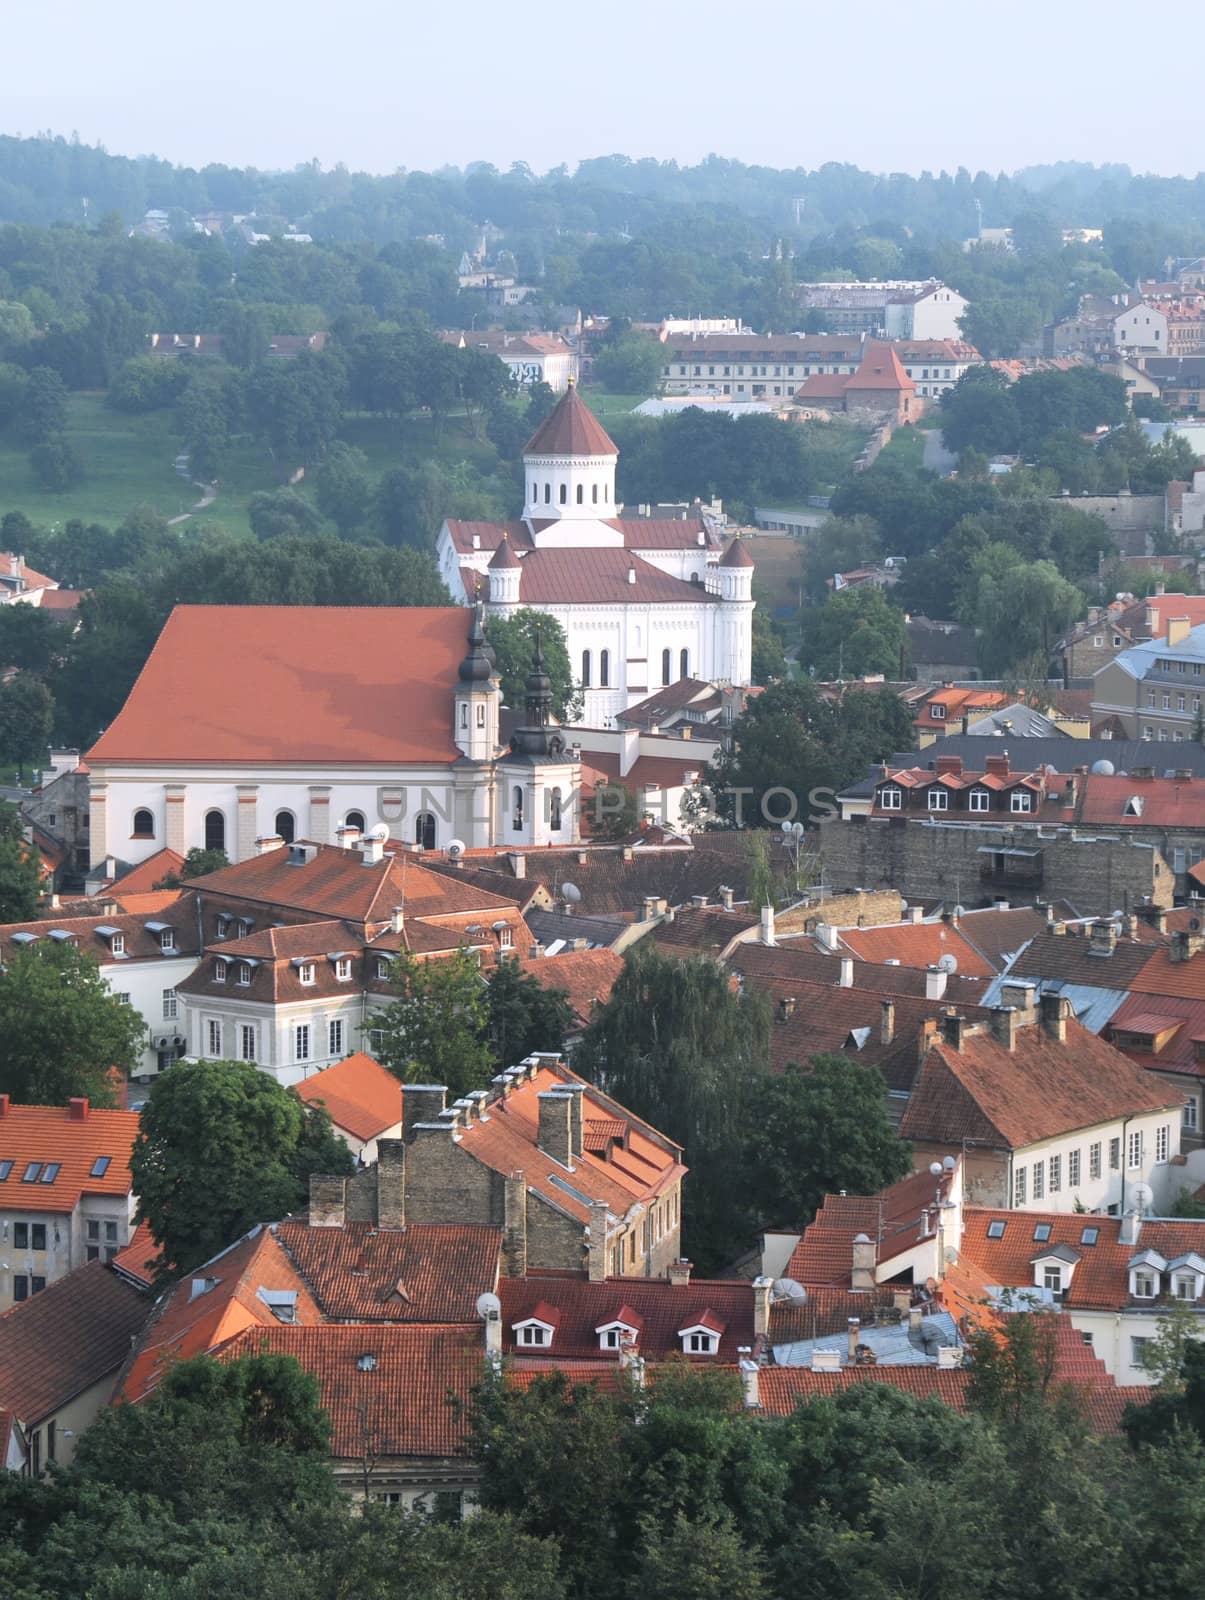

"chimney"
[906, 906, 924, 924]
[909, 1305, 923, 1333]
[503, 1171, 527, 1277]
[1170, 930, 1205, 963]
[937, 1345, 963, 1369]
[719, 885, 734, 911]
[0, 1094, 7, 1118]
[667, 1258, 692, 1287]
[752, 1275, 773, 1337]
[737, 1350, 760, 1409]
[68, 1097, 89, 1121]
[642, 895, 658, 920]
[561, 1080, 585, 1158]
[1146, 904, 1168, 934]
[925, 966, 948, 1001]
[509, 853, 526, 879]
[999, 980, 1037, 1021]
[482, 1298, 502, 1356]
[839, 956, 854, 988]
[851, 1232, 876, 1290]
[880, 1000, 895, 1045]
[588, 1199, 608, 1283]
[308, 1174, 347, 1228]
[403, 1084, 447, 1141]
[334, 824, 361, 850]
[847, 1318, 861, 1362]
[1119, 1208, 1143, 1248]
[360, 834, 385, 865]
[1167, 616, 1192, 648]
[1040, 991, 1071, 1044]
[760, 905, 776, 947]
[691, 894, 709, 909]
[892, 1287, 912, 1317]
[254, 834, 285, 856]
[917, 1016, 939, 1063]
[817, 922, 840, 951]
[376, 1138, 406, 1228]
[390, 905, 404, 935]
[811, 1349, 842, 1372]
[940, 1011, 968, 1051]
[1088, 920, 1117, 958]
[990, 1005, 1019, 1051]
[537, 1090, 574, 1167]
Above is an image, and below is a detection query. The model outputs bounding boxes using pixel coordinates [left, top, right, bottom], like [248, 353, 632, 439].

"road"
[922, 428, 958, 476]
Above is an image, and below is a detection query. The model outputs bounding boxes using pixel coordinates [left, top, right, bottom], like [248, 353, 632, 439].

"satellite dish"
[942, 1155, 957, 1171]
[561, 882, 582, 904]
[1131, 1182, 1155, 1213]
[937, 953, 959, 974]
[1090, 759, 1116, 776]
[771, 1278, 808, 1305]
[446, 839, 466, 859]
[369, 822, 389, 842]
[476, 1291, 501, 1319]
[929, 1161, 944, 1177]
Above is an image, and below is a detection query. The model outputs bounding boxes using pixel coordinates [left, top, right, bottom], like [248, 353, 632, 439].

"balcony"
[978, 845, 1044, 890]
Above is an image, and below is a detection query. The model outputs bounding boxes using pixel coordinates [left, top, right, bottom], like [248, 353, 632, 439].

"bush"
[29, 433, 85, 491]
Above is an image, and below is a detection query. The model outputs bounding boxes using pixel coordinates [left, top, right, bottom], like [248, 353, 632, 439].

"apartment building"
[660, 333, 863, 398]
[1093, 617, 1205, 741]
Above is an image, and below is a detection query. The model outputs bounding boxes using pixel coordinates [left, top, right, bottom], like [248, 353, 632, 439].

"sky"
[2, 0, 1197, 180]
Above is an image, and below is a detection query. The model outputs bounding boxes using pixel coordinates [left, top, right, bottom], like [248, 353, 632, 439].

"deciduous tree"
[0, 942, 143, 1106]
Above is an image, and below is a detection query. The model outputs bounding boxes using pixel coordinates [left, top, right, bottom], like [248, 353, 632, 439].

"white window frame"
[927, 788, 949, 812]
[1156, 1124, 1170, 1163]
[515, 1322, 552, 1348]
[683, 1329, 718, 1355]
[207, 1019, 222, 1058]
[968, 788, 990, 812]
[879, 786, 902, 810]
[1014, 1166, 1027, 1206]
[237, 963, 252, 986]
[298, 963, 316, 986]
[1131, 1270, 1157, 1300]
[334, 957, 351, 981]
[1032, 1160, 1045, 1200]
[110, 932, 125, 957]
[1042, 1265, 1063, 1293]
[159, 928, 175, 952]
[1184, 1097, 1199, 1131]
[294, 1024, 311, 1062]
[1009, 790, 1033, 814]
[930, 703, 947, 720]
[328, 1018, 344, 1057]
[1128, 1130, 1143, 1169]
[214, 958, 227, 982]
[162, 988, 178, 1020]
[1048, 1154, 1061, 1193]
[1089, 1142, 1102, 1178]
[240, 1024, 257, 1063]
[1068, 1149, 1081, 1187]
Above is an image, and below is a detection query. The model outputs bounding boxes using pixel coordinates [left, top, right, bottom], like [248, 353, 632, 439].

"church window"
[132, 808, 154, 838]
[662, 649, 672, 686]
[345, 810, 366, 833]
[204, 810, 226, 852]
[582, 650, 591, 687]
[559, 484, 567, 505]
[461, 704, 468, 728]
[415, 812, 436, 850]
[680, 648, 689, 679]
[576, 484, 583, 504]
[274, 810, 295, 844]
[512, 786, 524, 831]
[476, 704, 486, 728]
[600, 650, 610, 688]
[549, 787, 563, 831]
[544, 483, 551, 504]
[592, 484, 598, 504]
[530, 481, 537, 502]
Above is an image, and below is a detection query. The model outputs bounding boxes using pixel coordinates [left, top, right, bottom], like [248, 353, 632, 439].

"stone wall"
[818, 816, 1172, 917]
[776, 888, 905, 934]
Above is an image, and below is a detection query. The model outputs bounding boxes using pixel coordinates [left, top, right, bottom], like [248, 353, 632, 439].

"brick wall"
[776, 888, 904, 934]
[818, 817, 1172, 917]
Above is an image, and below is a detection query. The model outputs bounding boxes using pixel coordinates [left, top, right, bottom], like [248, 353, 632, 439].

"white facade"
[1008, 1108, 1181, 1216]
[184, 987, 379, 1089]
[884, 285, 969, 342]
[1114, 302, 1169, 351]
[103, 950, 197, 1079]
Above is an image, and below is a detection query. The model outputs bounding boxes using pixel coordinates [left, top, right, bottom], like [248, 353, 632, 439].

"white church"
[436, 382, 754, 727]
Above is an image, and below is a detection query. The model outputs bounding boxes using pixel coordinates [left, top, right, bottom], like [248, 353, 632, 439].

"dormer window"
[1167, 1253, 1205, 1302]
[1174, 1272, 1199, 1300]
[375, 957, 391, 980]
[879, 786, 902, 810]
[930, 703, 946, 720]
[159, 929, 175, 952]
[214, 958, 227, 982]
[677, 1314, 724, 1356]
[1010, 790, 1033, 814]
[927, 789, 949, 812]
[111, 932, 125, 957]
[512, 1306, 559, 1349]
[236, 963, 252, 986]
[216, 916, 231, 940]
[297, 963, 316, 986]
[334, 957, 351, 981]
[968, 788, 990, 812]
[1132, 1269, 1157, 1298]
[596, 1308, 643, 1354]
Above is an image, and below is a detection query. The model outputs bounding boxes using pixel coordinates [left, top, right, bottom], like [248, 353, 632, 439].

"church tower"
[497, 633, 580, 846]
[521, 380, 623, 546]
[453, 603, 499, 762]
[715, 536, 754, 687]
[487, 532, 522, 608]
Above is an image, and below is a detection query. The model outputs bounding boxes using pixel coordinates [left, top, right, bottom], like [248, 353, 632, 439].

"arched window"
[345, 810, 366, 833]
[592, 483, 599, 504]
[604, 484, 609, 502]
[530, 481, 537, 502]
[680, 648, 689, 680]
[549, 787, 563, 831]
[661, 648, 672, 686]
[690, 571, 701, 585]
[581, 649, 591, 686]
[512, 786, 524, 830]
[544, 483, 551, 504]
[576, 483, 583, 504]
[600, 649, 610, 688]
[415, 812, 436, 850]
[559, 483, 567, 505]
[274, 810, 295, 844]
[132, 808, 154, 839]
[476, 703, 486, 728]
[204, 810, 226, 852]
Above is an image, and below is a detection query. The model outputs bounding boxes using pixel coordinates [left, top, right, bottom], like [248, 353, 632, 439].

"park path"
[166, 453, 218, 526]
[921, 428, 957, 476]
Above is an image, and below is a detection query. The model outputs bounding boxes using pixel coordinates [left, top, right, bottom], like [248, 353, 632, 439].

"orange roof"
[513, 949, 624, 1026]
[109, 848, 184, 894]
[786, 1168, 950, 1285]
[844, 341, 916, 393]
[276, 1218, 501, 1322]
[218, 1322, 484, 1460]
[524, 382, 618, 457]
[294, 1053, 404, 1143]
[87, 607, 472, 766]
[839, 921, 996, 978]
[118, 1226, 323, 1403]
[111, 1221, 159, 1288]
[0, 1100, 138, 1213]
[1128, 946, 1205, 1002]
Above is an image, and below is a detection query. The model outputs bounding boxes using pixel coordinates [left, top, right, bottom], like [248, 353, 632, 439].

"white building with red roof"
[437, 383, 753, 728]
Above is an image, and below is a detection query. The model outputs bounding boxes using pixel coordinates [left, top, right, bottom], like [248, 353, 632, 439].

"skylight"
[1033, 1223, 1052, 1242]
[21, 1162, 41, 1183]
[1081, 1227, 1100, 1246]
[0, 1160, 11, 1181]
[987, 1220, 1006, 1239]
[91, 1156, 111, 1177]
[39, 1163, 60, 1184]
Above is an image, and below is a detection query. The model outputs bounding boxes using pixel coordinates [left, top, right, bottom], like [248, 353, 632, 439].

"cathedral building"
[85, 606, 579, 870]
[436, 383, 754, 727]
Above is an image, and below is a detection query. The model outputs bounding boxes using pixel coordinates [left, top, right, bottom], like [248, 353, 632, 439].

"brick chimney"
[990, 1005, 1019, 1051]
[537, 1090, 574, 1168]
[587, 1199, 608, 1283]
[880, 1000, 895, 1045]
[667, 1258, 692, 1287]
[940, 1011, 968, 1051]
[308, 1173, 347, 1228]
[503, 1171, 527, 1277]
[1168, 616, 1192, 647]
[561, 1081, 585, 1159]
[403, 1084, 447, 1140]
[376, 1138, 406, 1229]
[68, 1097, 89, 1120]
[847, 1317, 861, 1361]
[0, 1094, 9, 1118]
[851, 1233, 876, 1289]
[999, 980, 1037, 1022]
[1040, 991, 1071, 1043]
[255, 834, 285, 856]
[1088, 920, 1117, 958]
[752, 1275, 773, 1337]
[917, 1017, 939, 1062]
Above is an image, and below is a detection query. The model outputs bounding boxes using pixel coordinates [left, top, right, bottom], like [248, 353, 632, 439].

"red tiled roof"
[38, 588, 82, 612]
[510, 549, 716, 606]
[899, 1018, 1181, 1151]
[844, 341, 916, 393]
[730, 940, 990, 1004]
[524, 383, 618, 457]
[109, 848, 185, 894]
[275, 1219, 500, 1322]
[118, 1227, 324, 1403]
[838, 921, 996, 978]
[759, 1365, 971, 1415]
[110, 1221, 158, 1288]
[0, 1101, 139, 1213]
[219, 1322, 484, 1460]
[796, 372, 852, 400]
[87, 607, 472, 766]
[1129, 946, 1205, 1002]
[294, 1054, 404, 1143]
[0, 1262, 148, 1424]
[785, 1169, 950, 1285]
[512, 949, 624, 1027]
[500, 1273, 754, 1361]
[110, 888, 186, 916]
[1077, 773, 1205, 829]
[1107, 992, 1205, 1080]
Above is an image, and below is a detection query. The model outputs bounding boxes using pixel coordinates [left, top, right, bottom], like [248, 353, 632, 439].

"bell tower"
[497, 632, 580, 847]
[453, 603, 499, 762]
[521, 381, 622, 545]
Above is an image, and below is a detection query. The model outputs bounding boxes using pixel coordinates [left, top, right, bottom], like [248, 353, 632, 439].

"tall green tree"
[369, 945, 493, 1096]
[485, 608, 581, 721]
[485, 958, 575, 1066]
[0, 670, 54, 779]
[0, 832, 44, 923]
[801, 586, 907, 680]
[131, 1058, 353, 1276]
[0, 942, 143, 1106]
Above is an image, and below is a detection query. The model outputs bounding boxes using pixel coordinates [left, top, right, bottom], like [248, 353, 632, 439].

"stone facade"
[818, 816, 1173, 918]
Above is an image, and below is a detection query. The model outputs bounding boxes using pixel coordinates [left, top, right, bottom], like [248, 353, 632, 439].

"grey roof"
[875, 737, 1205, 778]
[964, 702, 1066, 738]
[979, 974, 1128, 1037]
[773, 1309, 960, 1368]
[525, 908, 628, 950]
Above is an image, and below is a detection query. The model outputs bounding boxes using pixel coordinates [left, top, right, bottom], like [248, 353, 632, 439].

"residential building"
[913, 686, 1014, 743]
[899, 997, 1183, 1212]
[794, 281, 968, 342]
[0, 553, 60, 607]
[884, 284, 970, 341]
[1093, 618, 1205, 741]
[796, 341, 917, 424]
[438, 385, 753, 728]
[893, 340, 983, 398]
[659, 332, 863, 399]
[0, 1098, 139, 1311]
[0, 1261, 148, 1473]
[85, 605, 583, 866]
[294, 1053, 404, 1162]
[1140, 356, 1205, 413]
[443, 329, 578, 391]
[1113, 301, 1170, 352]
[905, 617, 980, 681]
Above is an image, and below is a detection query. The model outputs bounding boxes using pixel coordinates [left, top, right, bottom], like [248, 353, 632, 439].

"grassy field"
[875, 423, 927, 471]
[577, 390, 646, 419]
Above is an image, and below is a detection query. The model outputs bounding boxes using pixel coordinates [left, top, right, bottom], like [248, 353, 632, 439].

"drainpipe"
[1120, 1114, 1131, 1217]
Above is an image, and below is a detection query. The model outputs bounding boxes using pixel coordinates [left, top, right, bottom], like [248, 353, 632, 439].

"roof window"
[91, 1156, 111, 1178]
[987, 1220, 1006, 1239]
[0, 1160, 11, 1180]
[21, 1162, 42, 1182]
[1081, 1226, 1099, 1246]
[1033, 1223, 1052, 1242]
[39, 1163, 60, 1184]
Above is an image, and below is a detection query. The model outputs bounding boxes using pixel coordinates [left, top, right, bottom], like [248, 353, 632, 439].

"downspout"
[1120, 1114, 1131, 1217]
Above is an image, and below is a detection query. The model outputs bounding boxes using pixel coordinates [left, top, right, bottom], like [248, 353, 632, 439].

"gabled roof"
[512, 949, 625, 1027]
[0, 900, 199, 967]
[730, 940, 990, 1005]
[87, 607, 471, 767]
[276, 1218, 500, 1322]
[899, 1016, 1180, 1151]
[505, 548, 717, 607]
[0, 1262, 149, 1425]
[838, 921, 997, 978]
[844, 342, 916, 393]
[0, 1100, 139, 1214]
[524, 383, 618, 458]
[293, 1053, 405, 1142]
[785, 1168, 952, 1285]
[500, 1273, 753, 1361]
[107, 848, 185, 894]
[218, 1322, 484, 1460]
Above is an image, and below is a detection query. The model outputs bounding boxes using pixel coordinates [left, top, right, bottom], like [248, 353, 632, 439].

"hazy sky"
[3, 0, 1197, 179]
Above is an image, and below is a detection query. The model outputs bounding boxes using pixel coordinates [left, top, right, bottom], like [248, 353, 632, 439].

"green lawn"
[578, 390, 646, 419]
[875, 423, 927, 471]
